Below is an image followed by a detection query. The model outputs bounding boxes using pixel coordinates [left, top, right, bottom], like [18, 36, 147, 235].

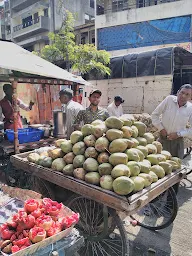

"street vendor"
[151, 84, 192, 159]
[74, 89, 109, 130]
[107, 96, 124, 117]
[152, 84, 192, 195]
[59, 88, 84, 139]
[0, 84, 34, 130]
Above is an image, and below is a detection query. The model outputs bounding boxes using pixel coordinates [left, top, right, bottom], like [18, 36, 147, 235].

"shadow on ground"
[126, 156, 192, 256]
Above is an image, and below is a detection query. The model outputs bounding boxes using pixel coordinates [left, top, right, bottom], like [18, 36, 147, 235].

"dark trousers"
[160, 137, 184, 195]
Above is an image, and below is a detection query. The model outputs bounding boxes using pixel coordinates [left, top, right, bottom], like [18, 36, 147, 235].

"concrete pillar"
[49, 0, 55, 34]
[104, 0, 112, 13]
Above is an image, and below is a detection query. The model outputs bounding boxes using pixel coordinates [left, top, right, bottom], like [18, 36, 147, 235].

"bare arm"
[18, 99, 34, 111]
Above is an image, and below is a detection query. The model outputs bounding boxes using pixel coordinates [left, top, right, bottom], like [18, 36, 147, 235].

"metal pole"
[66, 45, 69, 72]
[12, 80, 20, 154]
[94, 0, 97, 48]
[66, 38, 69, 72]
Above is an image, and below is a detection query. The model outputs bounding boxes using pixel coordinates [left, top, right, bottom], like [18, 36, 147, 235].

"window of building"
[112, 0, 128, 12]
[85, 13, 90, 23]
[24, 45, 34, 52]
[34, 12, 39, 24]
[6, 25, 11, 34]
[22, 15, 32, 28]
[81, 37, 86, 44]
[44, 8, 48, 17]
[92, 37, 95, 44]
[96, 4, 104, 15]
[90, 0, 94, 8]
[137, 0, 145, 8]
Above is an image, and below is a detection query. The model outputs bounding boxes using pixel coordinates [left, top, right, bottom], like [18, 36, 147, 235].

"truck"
[81, 46, 192, 113]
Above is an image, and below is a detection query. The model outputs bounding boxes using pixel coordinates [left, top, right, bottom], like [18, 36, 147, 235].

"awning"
[0, 40, 87, 85]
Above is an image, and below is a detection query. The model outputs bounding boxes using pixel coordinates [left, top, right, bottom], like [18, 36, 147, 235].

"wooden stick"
[12, 79, 20, 154]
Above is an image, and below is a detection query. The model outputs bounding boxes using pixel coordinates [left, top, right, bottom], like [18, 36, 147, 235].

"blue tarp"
[98, 16, 191, 51]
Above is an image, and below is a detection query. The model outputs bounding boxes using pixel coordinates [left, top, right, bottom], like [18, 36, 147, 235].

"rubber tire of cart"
[130, 187, 178, 231]
[65, 194, 129, 256]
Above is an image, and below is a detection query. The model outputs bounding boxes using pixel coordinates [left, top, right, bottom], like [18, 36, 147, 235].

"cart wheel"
[29, 176, 55, 200]
[65, 194, 129, 256]
[5, 161, 30, 188]
[5, 162, 55, 199]
[130, 187, 178, 230]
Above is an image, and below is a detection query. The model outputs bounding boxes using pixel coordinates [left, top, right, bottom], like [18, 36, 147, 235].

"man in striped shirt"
[74, 89, 109, 130]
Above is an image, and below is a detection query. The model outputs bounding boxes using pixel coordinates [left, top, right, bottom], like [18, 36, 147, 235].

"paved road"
[126, 154, 192, 256]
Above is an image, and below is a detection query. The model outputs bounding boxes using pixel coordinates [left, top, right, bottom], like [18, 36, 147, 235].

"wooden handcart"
[0, 138, 57, 197]
[10, 152, 187, 256]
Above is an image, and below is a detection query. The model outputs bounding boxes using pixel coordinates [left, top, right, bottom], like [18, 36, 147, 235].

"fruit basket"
[0, 198, 79, 256]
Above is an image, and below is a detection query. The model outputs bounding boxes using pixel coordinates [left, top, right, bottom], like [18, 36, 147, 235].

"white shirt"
[151, 95, 192, 139]
[107, 101, 123, 117]
[0, 98, 31, 121]
[62, 100, 84, 139]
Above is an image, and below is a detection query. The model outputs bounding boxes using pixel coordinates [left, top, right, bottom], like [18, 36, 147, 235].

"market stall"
[0, 39, 87, 255]
[0, 40, 189, 256]
[0, 39, 88, 189]
[0, 39, 87, 152]
[9, 115, 188, 256]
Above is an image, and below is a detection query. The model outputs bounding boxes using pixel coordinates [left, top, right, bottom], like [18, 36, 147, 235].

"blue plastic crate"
[6, 128, 44, 144]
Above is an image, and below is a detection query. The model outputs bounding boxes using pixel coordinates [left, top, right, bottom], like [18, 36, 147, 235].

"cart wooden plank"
[10, 153, 187, 214]
[0, 138, 56, 154]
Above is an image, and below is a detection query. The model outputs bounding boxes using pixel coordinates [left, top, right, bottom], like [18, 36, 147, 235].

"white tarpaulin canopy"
[0, 40, 87, 85]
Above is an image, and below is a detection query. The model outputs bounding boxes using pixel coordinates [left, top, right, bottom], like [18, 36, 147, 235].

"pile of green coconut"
[27, 116, 182, 196]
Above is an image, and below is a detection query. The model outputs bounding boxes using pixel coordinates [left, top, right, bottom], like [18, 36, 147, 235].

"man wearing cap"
[74, 89, 109, 129]
[59, 88, 84, 139]
[107, 96, 124, 117]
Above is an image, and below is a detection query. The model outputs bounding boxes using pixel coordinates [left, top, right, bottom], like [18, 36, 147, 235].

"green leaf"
[35, 9, 111, 77]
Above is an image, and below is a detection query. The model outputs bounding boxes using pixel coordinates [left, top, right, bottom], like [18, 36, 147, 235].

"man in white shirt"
[107, 96, 124, 117]
[59, 88, 84, 139]
[151, 84, 192, 159]
[152, 84, 192, 195]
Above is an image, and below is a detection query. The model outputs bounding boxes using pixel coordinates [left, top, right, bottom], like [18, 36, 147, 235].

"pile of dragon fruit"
[0, 198, 79, 254]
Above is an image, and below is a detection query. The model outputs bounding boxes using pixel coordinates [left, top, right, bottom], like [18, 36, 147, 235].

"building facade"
[75, 21, 95, 45]
[95, 0, 192, 56]
[0, 0, 5, 39]
[4, 0, 95, 52]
